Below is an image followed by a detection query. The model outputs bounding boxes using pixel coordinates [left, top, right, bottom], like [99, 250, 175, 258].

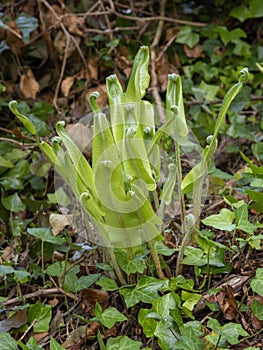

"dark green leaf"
[0, 332, 18, 350]
[75, 274, 101, 291]
[50, 338, 66, 350]
[27, 228, 64, 245]
[251, 299, 263, 320]
[106, 336, 141, 350]
[176, 26, 200, 48]
[202, 208, 236, 231]
[96, 277, 118, 291]
[119, 276, 163, 307]
[28, 302, 52, 333]
[250, 268, 263, 297]
[1, 193, 26, 213]
[94, 303, 127, 328]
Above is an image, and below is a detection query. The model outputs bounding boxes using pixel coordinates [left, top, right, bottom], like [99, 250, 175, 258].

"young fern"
[9, 47, 249, 284]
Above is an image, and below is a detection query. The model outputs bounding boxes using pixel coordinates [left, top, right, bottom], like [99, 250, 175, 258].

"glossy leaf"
[250, 268, 263, 297]
[0, 332, 18, 350]
[106, 336, 141, 350]
[1, 193, 26, 212]
[50, 338, 66, 350]
[119, 276, 163, 308]
[94, 302, 127, 328]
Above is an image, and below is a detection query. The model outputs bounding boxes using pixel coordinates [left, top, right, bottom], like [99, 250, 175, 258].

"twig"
[0, 137, 37, 147]
[107, 1, 206, 27]
[40, 0, 88, 112]
[1, 287, 78, 306]
[156, 32, 178, 62]
[0, 20, 22, 39]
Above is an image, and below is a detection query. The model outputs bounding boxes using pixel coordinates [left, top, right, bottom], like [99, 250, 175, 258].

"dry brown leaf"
[86, 321, 100, 337]
[54, 31, 80, 58]
[81, 288, 109, 315]
[214, 285, 238, 320]
[0, 309, 27, 332]
[165, 27, 178, 41]
[62, 325, 87, 348]
[184, 44, 204, 58]
[61, 76, 75, 97]
[66, 123, 93, 159]
[20, 69, 39, 99]
[87, 57, 98, 80]
[5, 21, 23, 54]
[84, 84, 107, 110]
[33, 332, 49, 342]
[63, 15, 85, 36]
[50, 213, 74, 235]
[156, 53, 177, 92]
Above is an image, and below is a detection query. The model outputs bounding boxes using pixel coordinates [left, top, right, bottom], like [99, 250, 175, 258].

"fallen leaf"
[0, 309, 27, 332]
[87, 57, 98, 80]
[20, 69, 39, 99]
[66, 123, 93, 159]
[84, 84, 107, 110]
[54, 30, 80, 59]
[184, 44, 204, 58]
[62, 14, 86, 36]
[62, 325, 87, 347]
[214, 285, 238, 320]
[81, 288, 109, 315]
[165, 27, 178, 41]
[49, 213, 74, 235]
[86, 321, 100, 337]
[61, 76, 75, 97]
[5, 20, 23, 54]
[33, 332, 48, 342]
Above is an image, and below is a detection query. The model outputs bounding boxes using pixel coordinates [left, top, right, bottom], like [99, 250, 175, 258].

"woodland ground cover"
[0, 1, 263, 349]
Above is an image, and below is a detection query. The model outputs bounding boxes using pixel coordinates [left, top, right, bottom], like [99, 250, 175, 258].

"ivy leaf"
[50, 338, 66, 350]
[115, 251, 146, 275]
[75, 274, 101, 292]
[174, 322, 206, 349]
[154, 320, 180, 350]
[250, 268, 263, 297]
[96, 277, 119, 291]
[1, 193, 26, 213]
[27, 228, 64, 245]
[176, 26, 200, 48]
[138, 308, 158, 337]
[182, 247, 207, 266]
[0, 332, 18, 350]
[234, 204, 258, 234]
[119, 276, 163, 307]
[216, 27, 246, 45]
[94, 302, 127, 328]
[154, 241, 176, 256]
[251, 299, 263, 320]
[15, 13, 39, 43]
[23, 336, 45, 350]
[181, 291, 201, 311]
[202, 208, 236, 231]
[106, 335, 141, 350]
[230, 0, 263, 22]
[28, 302, 52, 333]
[0, 155, 13, 169]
